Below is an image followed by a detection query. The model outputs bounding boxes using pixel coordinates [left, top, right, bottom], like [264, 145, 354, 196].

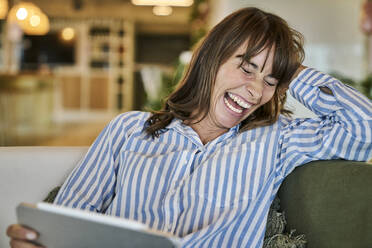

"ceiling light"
[24, 11, 49, 35]
[153, 5, 172, 16]
[8, 2, 49, 35]
[131, 0, 193, 7]
[16, 7, 28, 20]
[8, 2, 40, 24]
[61, 27, 75, 41]
[30, 14, 40, 27]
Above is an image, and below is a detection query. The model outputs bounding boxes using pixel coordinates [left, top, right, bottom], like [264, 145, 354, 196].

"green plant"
[330, 72, 372, 99]
[329, 72, 356, 87]
[190, 0, 209, 46]
[143, 72, 176, 111]
[360, 74, 372, 99]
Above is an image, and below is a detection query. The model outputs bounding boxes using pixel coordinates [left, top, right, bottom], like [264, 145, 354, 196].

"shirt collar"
[166, 117, 183, 130]
[166, 118, 240, 147]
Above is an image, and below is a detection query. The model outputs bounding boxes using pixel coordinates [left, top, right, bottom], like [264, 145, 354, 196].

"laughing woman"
[7, 7, 372, 248]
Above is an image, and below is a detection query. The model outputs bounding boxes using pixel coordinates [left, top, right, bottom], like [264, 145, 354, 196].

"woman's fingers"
[7, 224, 44, 248]
[7, 224, 37, 240]
[9, 239, 43, 248]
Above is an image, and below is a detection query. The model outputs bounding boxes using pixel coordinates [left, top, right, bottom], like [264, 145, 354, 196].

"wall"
[209, 0, 366, 117]
[210, 0, 365, 79]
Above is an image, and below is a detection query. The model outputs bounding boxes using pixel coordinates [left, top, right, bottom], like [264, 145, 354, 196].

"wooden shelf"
[52, 18, 134, 113]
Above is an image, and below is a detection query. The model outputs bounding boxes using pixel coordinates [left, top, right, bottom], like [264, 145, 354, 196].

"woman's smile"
[223, 92, 252, 115]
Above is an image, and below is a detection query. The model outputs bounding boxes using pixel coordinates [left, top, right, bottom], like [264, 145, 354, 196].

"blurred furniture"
[0, 74, 54, 145]
[0, 147, 371, 248]
[52, 19, 135, 113]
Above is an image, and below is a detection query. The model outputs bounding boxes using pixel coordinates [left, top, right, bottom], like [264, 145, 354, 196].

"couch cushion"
[0, 146, 88, 248]
[278, 160, 372, 248]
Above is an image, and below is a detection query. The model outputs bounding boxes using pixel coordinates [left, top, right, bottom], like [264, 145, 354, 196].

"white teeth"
[227, 92, 251, 109]
[224, 97, 243, 113]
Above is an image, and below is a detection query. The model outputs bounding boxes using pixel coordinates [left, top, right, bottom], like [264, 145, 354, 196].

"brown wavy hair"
[146, 7, 304, 137]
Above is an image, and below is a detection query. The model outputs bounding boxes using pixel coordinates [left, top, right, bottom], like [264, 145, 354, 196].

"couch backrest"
[278, 160, 372, 248]
[0, 146, 88, 248]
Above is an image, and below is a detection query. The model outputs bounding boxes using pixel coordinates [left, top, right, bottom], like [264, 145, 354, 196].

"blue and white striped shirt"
[55, 68, 372, 247]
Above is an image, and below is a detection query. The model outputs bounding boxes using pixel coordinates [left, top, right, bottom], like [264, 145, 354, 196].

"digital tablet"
[16, 202, 181, 248]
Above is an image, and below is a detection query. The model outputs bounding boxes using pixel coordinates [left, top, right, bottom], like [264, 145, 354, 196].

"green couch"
[0, 147, 370, 248]
[278, 160, 372, 248]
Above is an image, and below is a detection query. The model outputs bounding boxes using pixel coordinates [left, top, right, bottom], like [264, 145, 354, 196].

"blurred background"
[0, 0, 370, 146]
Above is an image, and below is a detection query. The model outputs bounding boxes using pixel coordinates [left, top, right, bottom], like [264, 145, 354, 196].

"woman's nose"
[246, 80, 263, 101]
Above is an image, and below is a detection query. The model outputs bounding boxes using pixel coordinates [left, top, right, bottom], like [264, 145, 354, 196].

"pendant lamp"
[7, 2, 49, 35]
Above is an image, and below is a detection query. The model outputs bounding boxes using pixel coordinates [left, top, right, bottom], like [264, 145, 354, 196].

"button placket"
[164, 174, 188, 233]
[164, 151, 193, 233]
[163, 187, 179, 233]
[169, 152, 188, 191]
[163, 191, 172, 232]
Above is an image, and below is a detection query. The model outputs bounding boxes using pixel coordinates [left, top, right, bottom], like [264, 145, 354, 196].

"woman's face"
[207, 43, 278, 130]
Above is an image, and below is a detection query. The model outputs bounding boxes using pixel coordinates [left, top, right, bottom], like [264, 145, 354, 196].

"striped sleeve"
[279, 68, 372, 178]
[54, 111, 143, 212]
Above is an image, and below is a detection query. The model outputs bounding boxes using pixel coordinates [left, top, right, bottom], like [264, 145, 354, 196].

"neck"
[187, 118, 228, 145]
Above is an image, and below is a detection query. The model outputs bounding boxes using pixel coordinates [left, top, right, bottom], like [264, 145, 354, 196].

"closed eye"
[264, 77, 278, 87]
[240, 65, 252, 75]
[264, 80, 276, 87]
[238, 56, 278, 86]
